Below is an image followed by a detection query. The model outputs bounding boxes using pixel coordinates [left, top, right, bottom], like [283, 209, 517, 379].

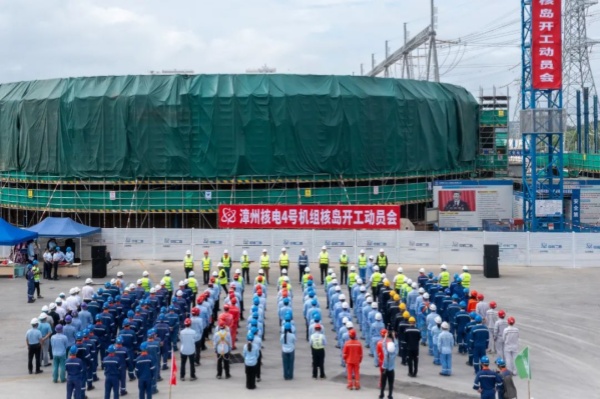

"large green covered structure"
[0, 74, 479, 227]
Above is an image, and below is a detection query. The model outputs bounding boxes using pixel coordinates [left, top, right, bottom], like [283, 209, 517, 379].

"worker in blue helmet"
[66, 346, 85, 399]
[470, 315, 490, 373]
[113, 336, 131, 395]
[103, 344, 122, 398]
[473, 356, 503, 399]
[135, 342, 155, 399]
[25, 264, 36, 303]
[464, 312, 479, 365]
[495, 357, 517, 399]
[73, 331, 91, 395]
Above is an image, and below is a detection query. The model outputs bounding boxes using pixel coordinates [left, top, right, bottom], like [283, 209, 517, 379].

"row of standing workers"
[24, 249, 519, 399]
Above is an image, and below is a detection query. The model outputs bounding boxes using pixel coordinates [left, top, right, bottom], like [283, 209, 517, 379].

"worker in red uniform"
[342, 329, 363, 390]
[219, 305, 236, 349]
[228, 299, 241, 340]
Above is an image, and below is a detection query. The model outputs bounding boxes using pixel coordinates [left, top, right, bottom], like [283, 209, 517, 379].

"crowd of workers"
[22, 246, 519, 399]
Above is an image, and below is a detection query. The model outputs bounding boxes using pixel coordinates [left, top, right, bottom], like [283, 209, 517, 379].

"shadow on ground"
[331, 372, 478, 399]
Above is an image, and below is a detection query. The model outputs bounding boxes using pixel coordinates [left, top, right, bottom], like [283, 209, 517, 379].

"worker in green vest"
[279, 247, 290, 276]
[376, 249, 389, 275]
[163, 269, 174, 305]
[302, 267, 311, 287]
[369, 265, 382, 298]
[438, 264, 450, 288]
[339, 250, 349, 285]
[318, 246, 329, 285]
[32, 260, 43, 299]
[460, 265, 471, 288]
[183, 249, 194, 278]
[221, 250, 232, 281]
[393, 267, 406, 291]
[357, 249, 367, 281]
[202, 251, 211, 285]
[141, 271, 152, 292]
[240, 250, 252, 285]
[347, 265, 358, 307]
[260, 249, 270, 285]
[187, 271, 199, 300]
[217, 263, 228, 294]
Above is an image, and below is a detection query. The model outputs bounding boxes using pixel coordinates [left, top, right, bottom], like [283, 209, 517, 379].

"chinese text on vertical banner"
[218, 205, 401, 229]
[531, 0, 562, 90]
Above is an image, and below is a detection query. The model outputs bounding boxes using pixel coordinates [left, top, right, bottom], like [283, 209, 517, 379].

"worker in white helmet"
[376, 248, 388, 275]
[240, 250, 252, 284]
[339, 249, 349, 285]
[183, 249, 194, 278]
[357, 249, 368, 281]
[298, 248, 309, 284]
[318, 246, 329, 285]
[279, 247, 290, 277]
[260, 249, 270, 285]
[221, 249, 232, 281]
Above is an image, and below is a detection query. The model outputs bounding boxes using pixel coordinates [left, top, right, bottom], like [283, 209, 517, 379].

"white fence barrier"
[66, 229, 600, 268]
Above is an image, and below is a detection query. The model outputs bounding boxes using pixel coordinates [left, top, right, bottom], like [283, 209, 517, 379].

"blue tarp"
[26, 217, 101, 237]
[0, 218, 38, 245]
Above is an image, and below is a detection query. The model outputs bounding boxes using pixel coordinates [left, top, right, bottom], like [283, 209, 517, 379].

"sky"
[1, 0, 599, 104]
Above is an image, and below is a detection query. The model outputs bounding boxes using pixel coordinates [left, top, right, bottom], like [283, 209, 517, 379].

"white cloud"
[0, 0, 597, 105]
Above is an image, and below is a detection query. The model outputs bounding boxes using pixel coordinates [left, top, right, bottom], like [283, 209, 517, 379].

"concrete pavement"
[1, 259, 597, 399]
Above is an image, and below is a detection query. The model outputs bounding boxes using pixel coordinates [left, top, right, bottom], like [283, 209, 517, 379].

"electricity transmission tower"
[563, 0, 598, 128]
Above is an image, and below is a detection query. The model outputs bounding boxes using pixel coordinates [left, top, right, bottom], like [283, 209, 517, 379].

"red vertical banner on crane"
[531, 0, 562, 90]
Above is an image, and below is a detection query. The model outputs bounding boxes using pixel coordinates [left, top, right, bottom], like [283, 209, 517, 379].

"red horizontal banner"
[218, 205, 400, 229]
[532, 0, 562, 90]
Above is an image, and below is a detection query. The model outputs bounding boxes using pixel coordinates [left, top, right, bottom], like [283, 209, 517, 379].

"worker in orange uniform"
[467, 290, 478, 313]
[342, 329, 363, 390]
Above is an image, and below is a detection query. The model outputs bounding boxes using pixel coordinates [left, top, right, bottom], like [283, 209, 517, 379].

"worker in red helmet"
[179, 318, 197, 381]
[376, 328, 393, 377]
[467, 290, 478, 313]
[309, 323, 327, 379]
[493, 310, 508, 358]
[213, 320, 232, 379]
[502, 317, 519, 375]
[342, 329, 363, 390]
[475, 293, 490, 323]
[485, 301, 498, 354]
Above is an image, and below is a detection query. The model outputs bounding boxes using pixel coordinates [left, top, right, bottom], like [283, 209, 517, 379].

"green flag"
[515, 346, 531, 379]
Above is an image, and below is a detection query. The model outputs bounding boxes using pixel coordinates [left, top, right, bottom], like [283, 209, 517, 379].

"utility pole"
[371, 53, 376, 70]
[384, 41, 390, 77]
[360, 63, 364, 76]
[563, 0, 598, 132]
[425, 0, 439, 82]
[401, 23, 413, 79]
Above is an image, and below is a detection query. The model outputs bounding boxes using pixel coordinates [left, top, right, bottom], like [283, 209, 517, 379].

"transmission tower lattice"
[563, 0, 598, 129]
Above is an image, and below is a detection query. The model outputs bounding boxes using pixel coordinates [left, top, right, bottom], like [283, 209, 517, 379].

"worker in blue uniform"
[72, 332, 90, 398]
[135, 342, 155, 399]
[114, 337, 130, 396]
[66, 346, 85, 399]
[470, 315, 490, 373]
[146, 330, 162, 394]
[454, 302, 470, 353]
[473, 356, 503, 399]
[103, 344, 122, 399]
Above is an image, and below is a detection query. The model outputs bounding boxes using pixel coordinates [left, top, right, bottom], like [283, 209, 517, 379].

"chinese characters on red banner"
[532, 0, 562, 90]
[218, 205, 400, 229]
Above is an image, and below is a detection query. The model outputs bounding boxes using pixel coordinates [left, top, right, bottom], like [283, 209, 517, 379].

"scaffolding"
[0, 168, 475, 229]
[476, 87, 509, 177]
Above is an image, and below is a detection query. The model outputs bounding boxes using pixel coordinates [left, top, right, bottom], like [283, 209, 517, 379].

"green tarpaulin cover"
[0, 74, 478, 178]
